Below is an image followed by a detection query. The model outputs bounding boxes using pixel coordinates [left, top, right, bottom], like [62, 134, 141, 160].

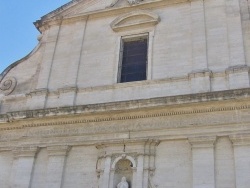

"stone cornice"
[13, 146, 38, 158]
[188, 136, 216, 148]
[229, 134, 250, 146]
[47, 145, 71, 156]
[35, 0, 187, 32]
[1, 88, 250, 128]
[226, 65, 250, 74]
[110, 9, 160, 32]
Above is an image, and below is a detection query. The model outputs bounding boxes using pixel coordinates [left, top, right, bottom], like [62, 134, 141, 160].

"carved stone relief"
[127, 0, 142, 4]
[110, 10, 160, 32]
[0, 77, 17, 96]
[114, 159, 132, 187]
[95, 139, 159, 188]
[110, 0, 143, 7]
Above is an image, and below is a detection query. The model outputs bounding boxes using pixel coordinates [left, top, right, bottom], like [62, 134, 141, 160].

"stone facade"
[0, 0, 250, 187]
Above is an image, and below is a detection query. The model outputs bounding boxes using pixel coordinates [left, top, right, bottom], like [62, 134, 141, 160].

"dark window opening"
[119, 36, 148, 83]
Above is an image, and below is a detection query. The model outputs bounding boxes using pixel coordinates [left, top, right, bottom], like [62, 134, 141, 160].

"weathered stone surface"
[1, 0, 250, 187]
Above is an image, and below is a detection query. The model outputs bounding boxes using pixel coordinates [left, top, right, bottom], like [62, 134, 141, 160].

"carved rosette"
[0, 77, 17, 96]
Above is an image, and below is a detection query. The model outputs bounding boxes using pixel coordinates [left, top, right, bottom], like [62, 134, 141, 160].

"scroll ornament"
[0, 77, 17, 96]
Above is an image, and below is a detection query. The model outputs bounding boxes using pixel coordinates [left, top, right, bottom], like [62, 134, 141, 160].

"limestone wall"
[0, 0, 250, 187]
[1, 135, 250, 188]
[0, 0, 249, 113]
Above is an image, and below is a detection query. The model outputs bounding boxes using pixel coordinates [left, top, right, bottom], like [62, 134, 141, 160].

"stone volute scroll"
[110, 10, 160, 32]
[0, 76, 17, 96]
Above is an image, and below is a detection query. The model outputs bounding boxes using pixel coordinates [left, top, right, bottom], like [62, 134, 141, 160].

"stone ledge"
[47, 145, 71, 156]
[35, 0, 188, 32]
[13, 146, 39, 158]
[188, 136, 216, 148]
[1, 88, 250, 125]
[229, 134, 250, 146]
[226, 65, 250, 74]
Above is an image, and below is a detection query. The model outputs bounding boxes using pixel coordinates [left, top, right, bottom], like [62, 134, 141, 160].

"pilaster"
[226, 0, 245, 67]
[0, 148, 13, 188]
[191, 0, 207, 71]
[46, 145, 71, 188]
[11, 147, 38, 188]
[226, 65, 250, 89]
[102, 155, 112, 188]
[189, 136, 216, 188]
[136, 154, 144, 188]
[230, 134, 250, 188]
[189, 70, 212, 93]
[37, 23, 62, 90]
[225, 0, 249, 89]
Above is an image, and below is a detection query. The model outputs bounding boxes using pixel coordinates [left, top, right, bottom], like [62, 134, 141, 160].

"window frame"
[117, 33, 149, 83]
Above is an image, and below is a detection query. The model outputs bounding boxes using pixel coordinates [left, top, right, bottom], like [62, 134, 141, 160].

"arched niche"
[110, 10, 160, 32]
[114, 159, 133, 187]
[95, 140, 160, 188]
[110, 155, 137, 188]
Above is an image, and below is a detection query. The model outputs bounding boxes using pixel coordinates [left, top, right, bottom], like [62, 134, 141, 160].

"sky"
[0, 0, 71, 74]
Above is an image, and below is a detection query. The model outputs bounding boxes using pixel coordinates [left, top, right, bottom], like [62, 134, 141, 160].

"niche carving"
[96, 139, 160, 188]
[114, 159, 133, 187]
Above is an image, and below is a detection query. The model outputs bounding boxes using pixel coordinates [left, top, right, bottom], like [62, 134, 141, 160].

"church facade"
[0, 0, 250, 187]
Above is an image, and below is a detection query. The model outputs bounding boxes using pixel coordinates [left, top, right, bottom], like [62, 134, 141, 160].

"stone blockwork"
[1, 0, 250, 187]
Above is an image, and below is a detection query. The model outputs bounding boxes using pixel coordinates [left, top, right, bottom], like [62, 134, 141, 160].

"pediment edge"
[110, 10, 160, 32]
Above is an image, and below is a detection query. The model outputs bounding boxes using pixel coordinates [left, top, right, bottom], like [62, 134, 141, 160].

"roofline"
[34, 0, 82, 32]
[0, 43, 42, 83]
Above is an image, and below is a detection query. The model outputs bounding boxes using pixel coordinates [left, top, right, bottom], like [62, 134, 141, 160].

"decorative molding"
[26, 88, 49, 97]
[188, 69, 212, 79]
[110, 0, 143, 7]
[35, 0, 187, 33]
[229, 134, 250, 146]
[58, 86, 78, 94]
[13, 146, 38, 158]
[111, 154, 137, 169]
[47, 145, 71, 156]
[128, 0, 143, 4]
[188, 136, 216, 148]
[1, 88, 250, 129]
[148, 175, 157, 188]
[111, 10, 160, 32]
[226, 65, 250, 74]
[0, 77, 17, 96]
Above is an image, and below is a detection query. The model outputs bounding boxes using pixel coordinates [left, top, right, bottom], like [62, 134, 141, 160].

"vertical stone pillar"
[46, 146, 70, 188]
[136, 154, 144, 188]
[225, 0, 249, 89]
[108, 168, 115, 188]
[30, 22, 62, 109]
[132, 167, 137, 188]
[102, 155, 111, 188]
[189, 136, 216, 188]
[215, 137, 236, 188]
[0, 149, 13, 188]
[226, 0, 245, 67]
[239, 0, 250, 66]
[37, 23, 62, 90]
[189, 0, 211, 93]
[11, 147, 38, 188]
[191, 0, 207, 71]
[230, 135, 250, 188]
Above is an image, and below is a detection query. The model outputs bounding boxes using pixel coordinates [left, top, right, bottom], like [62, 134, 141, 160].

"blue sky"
[0, 0, 70, 74]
